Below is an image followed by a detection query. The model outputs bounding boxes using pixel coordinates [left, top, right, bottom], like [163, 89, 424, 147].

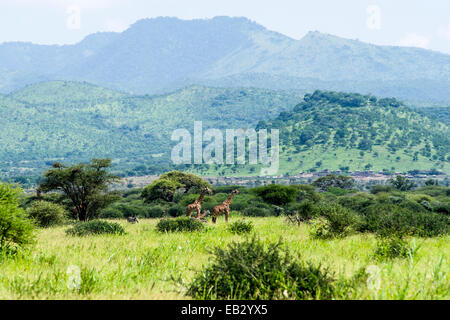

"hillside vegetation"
[257, 91, 449, 174]
[0, 81, 304, 180]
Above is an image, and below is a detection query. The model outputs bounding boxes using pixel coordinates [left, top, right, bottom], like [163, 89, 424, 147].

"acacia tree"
[141, 171, 211, 203]
[312, 174, 355, 192]
[39, 159, 120, 221]
[389, 175, 415, 191]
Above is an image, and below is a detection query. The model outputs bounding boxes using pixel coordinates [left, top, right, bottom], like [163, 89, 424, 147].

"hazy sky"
[1, 0, 450, 54]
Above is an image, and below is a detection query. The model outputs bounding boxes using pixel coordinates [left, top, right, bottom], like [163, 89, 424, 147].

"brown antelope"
[212, 189, 239, 223]
[186, 187, 212, 219]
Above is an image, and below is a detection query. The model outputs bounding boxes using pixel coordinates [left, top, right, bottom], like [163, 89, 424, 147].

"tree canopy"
[39, 159, 120, 221]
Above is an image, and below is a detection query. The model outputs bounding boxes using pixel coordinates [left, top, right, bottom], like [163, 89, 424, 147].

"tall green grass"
[0, 218, 448, 299]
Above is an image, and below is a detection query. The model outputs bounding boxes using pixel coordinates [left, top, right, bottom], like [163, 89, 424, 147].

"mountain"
[254, 91, 449, 175]
[0, 81, 305, 179]
[1, 17, 450, 103]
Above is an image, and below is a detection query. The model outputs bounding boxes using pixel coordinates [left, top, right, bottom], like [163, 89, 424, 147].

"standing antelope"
[186, 187, 212, 219]
[212, 189, 239, 223]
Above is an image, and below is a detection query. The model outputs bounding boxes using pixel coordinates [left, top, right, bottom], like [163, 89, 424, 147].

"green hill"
[255, 91, 449, 174]
[10, 81, 127, 105]
[1, 82, 448, 182]
[0, 81, 305, 180]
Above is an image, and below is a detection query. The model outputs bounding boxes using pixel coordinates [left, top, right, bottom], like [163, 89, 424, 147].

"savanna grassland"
[0, 217, 448, 300]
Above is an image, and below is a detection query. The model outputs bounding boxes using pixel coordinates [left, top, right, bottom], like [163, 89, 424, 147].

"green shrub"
[186, 237, 335, 300]
[389, 175, 415, 191]
[310, 217, 333, 239]
[370, 185, 393, 194]
[374, 236, 414, 260]
[228, 220, 254, 235]
[66, 220, 126, 236]
[312, 174, 355, 192]
[114, 202, 145, 218]
[338, 193, 375, 212]
[413, 186, 448, 198]
[147, 205, 165, 218]
[326, 187, 354, 196]
[213, 186, 247, 195]
[432, 202, 450, 215]
[230, 193, 260, 211]
[156, 217, 204, 233]
[167, 204, 184, 217]
[26, 201, 67, 227]
[252, 184, 298, 206]
[0, 183, 35, 251]
[141, 178, 182, 202]
[294, 184, 321, 203]
[287, 201, 319, 221]
[242, 207, 272, 217]
[312, 203, 361, 239]
[362, 203, 449, 237]
[99, 207, 123, 219]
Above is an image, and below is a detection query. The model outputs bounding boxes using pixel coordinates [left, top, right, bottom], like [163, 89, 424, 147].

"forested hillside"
[255, 91, 449, 174]
[0, 81, 305, 181]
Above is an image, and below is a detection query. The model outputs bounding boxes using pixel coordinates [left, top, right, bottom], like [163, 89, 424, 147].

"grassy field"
[0, 217, 448, 300]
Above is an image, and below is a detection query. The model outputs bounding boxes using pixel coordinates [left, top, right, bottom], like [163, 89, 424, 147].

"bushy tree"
[39, 159, 120, 221]
[0, 183, 34, 251]
[142, 171, 211, 203]
[389, 175, 415, 191]
[312, 174, 355, 192]
[253, 184, 298, 206]
[26, 201, 67, 227]
[187, 237, 335, 300]
[159, 171, 211, 193]
[141, 179, 182, 202]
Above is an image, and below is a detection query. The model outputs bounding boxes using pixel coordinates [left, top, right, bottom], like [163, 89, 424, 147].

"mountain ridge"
[1, 16, 449, 104]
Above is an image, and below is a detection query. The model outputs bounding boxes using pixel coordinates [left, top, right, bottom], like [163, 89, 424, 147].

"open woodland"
[1, 166, 448, 300]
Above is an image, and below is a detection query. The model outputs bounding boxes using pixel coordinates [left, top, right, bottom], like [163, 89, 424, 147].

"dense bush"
[370, 185, 393, 194]
[326, 187, 355, 196]
[362, 203, 449, 237]
[228, 220, 254, 235]
[432, 202, 450, 215]
[311, 203, 361, 239]
[99, 207, 123, 219]
[213, 186, 247, 195]
[242, 207, 272, 217]
[338, 193, 376, 212]
[167, 204, 184, 217]
[26, 201, 67, 227]
[312, 175, 355, 192]
[252, 184, 298, 206]
[389, 175, 415, 191]
[156, 217, 204, 232]
[147, 205, 166, 218]
[187, 237, 335, 300]
[294, 184, 321, 203]
[286, 201, 319, 221]
[141, 179, 182, 202]
[0, 184, 35, 251]
[374, 236, 414, 260]
[66, 220, 126, 236]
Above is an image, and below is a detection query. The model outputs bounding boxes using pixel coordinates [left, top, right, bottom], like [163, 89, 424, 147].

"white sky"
[1, 0, 450, 54]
